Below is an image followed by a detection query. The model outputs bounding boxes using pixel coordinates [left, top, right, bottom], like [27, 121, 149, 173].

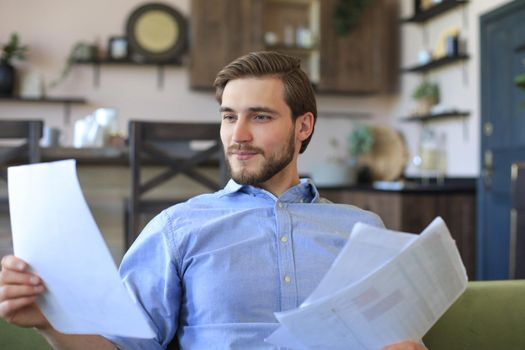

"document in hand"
[8, 160, 155, 338]
[266, 218, 468, 349]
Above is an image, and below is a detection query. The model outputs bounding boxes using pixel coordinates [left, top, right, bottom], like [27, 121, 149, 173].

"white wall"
[0, 0, 514, 177]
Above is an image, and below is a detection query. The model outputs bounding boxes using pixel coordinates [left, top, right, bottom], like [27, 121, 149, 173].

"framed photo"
[108, 36, 129, 61]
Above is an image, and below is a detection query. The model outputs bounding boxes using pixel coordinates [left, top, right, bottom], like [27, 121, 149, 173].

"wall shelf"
[73, 58, 183, 89]
[0, 96, 87, 124]
[73, 58, 183, 66]
[402, 54, 469, 73]
[401, 0, 469, 24]
[400, 110, 470, 123]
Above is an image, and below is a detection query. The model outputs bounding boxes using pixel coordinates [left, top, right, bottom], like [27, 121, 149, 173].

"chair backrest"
[0, 120, 43, 182]
[126, 120, 228, 247]
[423, 280, 525, 350]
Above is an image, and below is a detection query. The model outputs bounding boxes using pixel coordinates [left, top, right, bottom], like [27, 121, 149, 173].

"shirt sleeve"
[104, 210, 182, 350]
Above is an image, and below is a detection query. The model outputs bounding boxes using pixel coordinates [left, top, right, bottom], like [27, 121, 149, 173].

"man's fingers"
[0, 284, 44, 302]
[1, 255, 29, 272]
[0, 269, 41, 286]
[0, 295, 38, 319]
[0, 255, 41, 286]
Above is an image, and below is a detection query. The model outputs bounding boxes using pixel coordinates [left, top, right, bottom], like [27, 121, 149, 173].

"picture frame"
[107, 36, 129, 61]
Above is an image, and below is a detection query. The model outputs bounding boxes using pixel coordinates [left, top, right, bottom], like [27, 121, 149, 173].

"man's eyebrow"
[248, 106, 279, 114]
[219, 106, 279, 114]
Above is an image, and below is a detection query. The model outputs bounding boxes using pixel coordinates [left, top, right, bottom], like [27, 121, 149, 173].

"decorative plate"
[126, 2, 187, 63]
[358, 126, 409, 181]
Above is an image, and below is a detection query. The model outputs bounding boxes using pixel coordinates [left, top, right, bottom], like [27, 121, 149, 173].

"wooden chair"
[125, 121, 228, 249]
[0, 120, 43, 211]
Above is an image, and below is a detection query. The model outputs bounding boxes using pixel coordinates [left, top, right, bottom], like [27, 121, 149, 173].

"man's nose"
[232, 119, 252, 143]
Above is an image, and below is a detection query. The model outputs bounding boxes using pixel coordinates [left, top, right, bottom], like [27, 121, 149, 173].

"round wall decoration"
[357, 126, 409, 181]
[126, 2, 187, 63]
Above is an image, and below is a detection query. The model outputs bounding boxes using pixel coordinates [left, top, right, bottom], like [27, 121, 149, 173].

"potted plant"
[348, 123, 374, 182]
[310, 124, 374, 186]
[411, 80, 440, 115]
[49, 41, 97, 88]
[334, 0, 368, 36]
[348, 123, 374, 159]
[0, 33, 28, 96]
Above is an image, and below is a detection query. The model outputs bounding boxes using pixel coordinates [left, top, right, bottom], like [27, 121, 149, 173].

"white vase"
[310, 161, 357, 187]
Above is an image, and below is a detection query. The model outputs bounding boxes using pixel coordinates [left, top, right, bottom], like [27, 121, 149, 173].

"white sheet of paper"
[266, 217, 467, 349]
[8, 160, 155, 338]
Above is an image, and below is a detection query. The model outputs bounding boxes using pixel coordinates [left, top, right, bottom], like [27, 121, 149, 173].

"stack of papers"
[266, 217, 468, 349]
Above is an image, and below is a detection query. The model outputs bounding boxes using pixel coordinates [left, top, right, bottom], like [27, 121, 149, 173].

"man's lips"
[229, 151, 259, 161]
[227, 146, 263, 161]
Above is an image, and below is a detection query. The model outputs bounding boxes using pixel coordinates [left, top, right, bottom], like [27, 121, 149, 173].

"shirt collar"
[220, 178, 320, 203]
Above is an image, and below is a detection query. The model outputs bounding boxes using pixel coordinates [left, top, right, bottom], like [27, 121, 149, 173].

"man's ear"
[296, 112, 314, 142]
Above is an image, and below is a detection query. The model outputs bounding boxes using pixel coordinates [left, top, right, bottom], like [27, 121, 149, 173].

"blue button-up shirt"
[107, 179, 383, 349]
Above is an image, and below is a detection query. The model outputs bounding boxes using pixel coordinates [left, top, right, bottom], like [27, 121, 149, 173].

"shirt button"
[280, 236, 288, 243]
[284, 275, 291, 283]
[277, 202, 283, 208]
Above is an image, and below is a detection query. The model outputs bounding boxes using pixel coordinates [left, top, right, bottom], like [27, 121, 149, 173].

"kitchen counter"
[317, 177, 476, 193]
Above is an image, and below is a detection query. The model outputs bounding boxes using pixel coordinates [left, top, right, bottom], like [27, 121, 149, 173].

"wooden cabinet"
[318, 0, 399, 93]
[319, 188, 476, 278]
[190, 0, 263, 89]
[190, 0, 399, 93]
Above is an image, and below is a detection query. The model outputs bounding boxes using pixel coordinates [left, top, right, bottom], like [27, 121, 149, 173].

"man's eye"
[254, 114, 271, 121]
[222, 115, 236, 122]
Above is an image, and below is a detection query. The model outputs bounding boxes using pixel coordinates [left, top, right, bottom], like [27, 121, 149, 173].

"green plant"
[1, 33, 28, 65]
[348, 124, 374, 158]
[334, 0, 368, 37]
[412, 81, 440, 102]
[49, 41, 96, 88]
[514, 59, 525, 90]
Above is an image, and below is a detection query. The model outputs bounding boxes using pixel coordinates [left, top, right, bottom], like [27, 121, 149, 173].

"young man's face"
[219, 76, 300, 187]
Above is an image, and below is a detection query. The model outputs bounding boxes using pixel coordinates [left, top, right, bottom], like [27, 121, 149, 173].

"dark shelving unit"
[403, 53, 469, 73]
[0, 96, 87, 124]
[73, 58, 183, 66]
[402, 0, 469, 24]
[400, 110, 470, 123]
[73, 58, 183, 89]
[0, 96, 86, 104]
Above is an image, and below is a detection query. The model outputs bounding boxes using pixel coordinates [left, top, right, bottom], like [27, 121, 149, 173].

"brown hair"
[213, 51, 317, 154]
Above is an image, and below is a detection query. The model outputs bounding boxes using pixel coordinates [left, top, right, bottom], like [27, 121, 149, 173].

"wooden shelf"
[73, 58, 183, 89]
[0, 96, 86, 104]
[400, 110, 470, 123]
[403, 54, 469, 73]
[0, 96, 87, 125]
[73, 58, 183, 66]
[402, 0, 469, 24]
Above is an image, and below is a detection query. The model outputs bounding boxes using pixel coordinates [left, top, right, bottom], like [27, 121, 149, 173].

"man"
[0, 52, 425, 349]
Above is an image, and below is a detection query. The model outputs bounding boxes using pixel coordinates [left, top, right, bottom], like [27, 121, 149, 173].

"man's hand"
[0, 255, 50, 329]
[383, 340, 427, 350]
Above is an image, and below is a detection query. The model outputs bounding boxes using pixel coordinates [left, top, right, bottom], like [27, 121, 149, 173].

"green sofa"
[423, 280, 525, 349]
[0, 319, 51, 349]
[2, 280, 524, 349]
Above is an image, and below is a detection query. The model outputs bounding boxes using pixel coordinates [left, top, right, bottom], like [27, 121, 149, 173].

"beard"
[226, 131, 296, 187]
